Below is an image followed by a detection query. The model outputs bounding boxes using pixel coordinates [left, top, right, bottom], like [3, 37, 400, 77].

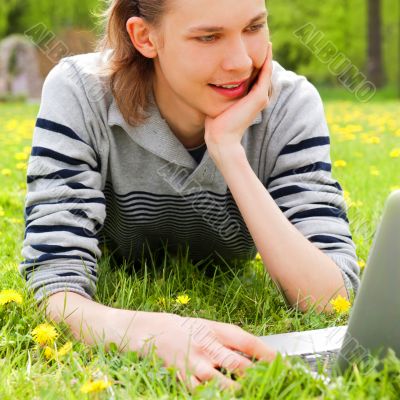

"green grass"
[0, 98, 400, 399]
[318, 84, 400, 102]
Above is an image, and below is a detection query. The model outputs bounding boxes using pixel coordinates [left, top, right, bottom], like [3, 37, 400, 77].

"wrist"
[108, 309, 180, 352]
[210, 144, 247, 170]
[106, 307, 147, 351]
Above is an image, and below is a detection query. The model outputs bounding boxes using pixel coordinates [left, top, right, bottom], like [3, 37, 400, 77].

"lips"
[209, 78, 250, 87]
[208, 80, 248, 98]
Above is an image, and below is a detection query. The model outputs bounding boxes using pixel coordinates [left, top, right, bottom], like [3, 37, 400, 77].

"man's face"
[153, 0, 270, 119]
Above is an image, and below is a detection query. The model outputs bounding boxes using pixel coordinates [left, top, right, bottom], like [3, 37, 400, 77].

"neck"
[152, 71, 206, 149]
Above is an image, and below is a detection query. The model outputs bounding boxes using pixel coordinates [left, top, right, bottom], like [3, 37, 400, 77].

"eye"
[196, 23, 266, 43]
[197, 35, 218, 43]
[248, 23, 266, 32]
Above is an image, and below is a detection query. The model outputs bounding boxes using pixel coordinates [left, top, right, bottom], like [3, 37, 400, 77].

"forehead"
[165, 0, 267, 31]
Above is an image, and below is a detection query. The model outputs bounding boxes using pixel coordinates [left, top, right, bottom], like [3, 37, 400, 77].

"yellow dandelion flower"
[31, 323, 59, 346]
[395, 129, 400, 137]
[22, 146, 31, 154]
[9, 217, 23, 224]
[58, 341, 73, 357]
[339, 134, 356, 142]
[14, 152, 28, 161]
[345, 124, 363, 133]
[333, 160, 347, 168]
[369, 136, 381, 144]
[44, 341, 73, 360]
[390, 149, 400, 158]
[342, 191, 353, 208]
[80, 379, 112, 394]
[44, 347, 54, 360]
[1, 168, 11, 176]
[330, 295, 351, 313]
[0, 207, 4, 217]
[255, 252, 262, 261]
[0, 289, 23, 305]
[175, 294, 191, 305]
[370, 167, 380, 176]
[364, 136, 380, 144]
[358, 259, 366, 269]
[16, 162, 27, 170]
[5, 120, 18, 130]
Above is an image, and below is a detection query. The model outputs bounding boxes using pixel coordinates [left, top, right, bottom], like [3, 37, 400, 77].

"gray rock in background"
[0, 34, 43, 100]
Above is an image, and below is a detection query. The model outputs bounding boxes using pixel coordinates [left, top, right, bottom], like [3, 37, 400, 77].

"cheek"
[184, 58, 215, 86]
[250, 39, 269, 69]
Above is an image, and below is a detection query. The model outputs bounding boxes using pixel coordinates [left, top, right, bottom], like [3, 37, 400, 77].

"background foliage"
[0, 0, 398, 90]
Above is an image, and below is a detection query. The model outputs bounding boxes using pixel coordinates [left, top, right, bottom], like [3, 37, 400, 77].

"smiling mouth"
[208, 69, 260, 90]
[207, 81, 248, 99]
[209, 78, 249, 88]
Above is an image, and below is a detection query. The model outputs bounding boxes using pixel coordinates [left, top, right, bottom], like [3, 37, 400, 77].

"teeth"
[215, 84, 241, 89]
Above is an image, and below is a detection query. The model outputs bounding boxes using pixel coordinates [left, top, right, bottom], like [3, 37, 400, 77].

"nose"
[220, 36, 252, 73]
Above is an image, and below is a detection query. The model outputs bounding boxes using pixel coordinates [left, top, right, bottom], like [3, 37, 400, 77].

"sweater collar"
[107, 89, 262, 169]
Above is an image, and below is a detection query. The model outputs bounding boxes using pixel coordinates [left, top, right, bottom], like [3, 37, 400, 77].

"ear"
[126, 16, 159, 59]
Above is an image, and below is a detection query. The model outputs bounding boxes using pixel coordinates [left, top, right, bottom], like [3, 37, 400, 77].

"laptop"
[257, 190, 400, 377]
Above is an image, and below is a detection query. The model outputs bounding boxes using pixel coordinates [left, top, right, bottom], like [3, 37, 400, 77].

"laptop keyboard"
[297, 349, 339, 372]
[225, 349, 340, 376]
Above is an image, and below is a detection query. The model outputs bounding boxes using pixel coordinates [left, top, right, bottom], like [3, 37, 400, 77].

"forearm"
[215, 146, 348, 314]
[42, 291, 150, 351]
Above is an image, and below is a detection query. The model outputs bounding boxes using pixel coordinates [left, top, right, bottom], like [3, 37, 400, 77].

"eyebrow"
[187, 11, 268, 34]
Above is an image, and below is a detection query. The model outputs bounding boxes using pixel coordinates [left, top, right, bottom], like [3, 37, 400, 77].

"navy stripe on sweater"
[308, 234, 352, 244]
[20, 253, 95, 265]
[36, 118, 87, 145]
[25, 197, 106, 218]
[27, 169, 85, 184]
[31, 146, 99, 171]
[269, 185, 311, 200]
[267, 162, 332, 185]
[25, 224, 98, 238]
[289, 207, 349, 223]
[30, 244, 98, 260]
[279, 136, 330, 156]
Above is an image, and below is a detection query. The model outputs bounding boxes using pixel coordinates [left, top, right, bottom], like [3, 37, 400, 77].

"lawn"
[0, 98, 400, 399]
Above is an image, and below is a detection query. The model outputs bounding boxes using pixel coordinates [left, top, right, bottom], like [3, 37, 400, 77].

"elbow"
[285, 278, 350, 316]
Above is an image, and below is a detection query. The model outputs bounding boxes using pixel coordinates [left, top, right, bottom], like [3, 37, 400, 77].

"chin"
[204, 103, 232, 119]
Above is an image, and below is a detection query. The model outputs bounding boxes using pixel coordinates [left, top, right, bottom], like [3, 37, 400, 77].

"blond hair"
[96, 0, 171, 126]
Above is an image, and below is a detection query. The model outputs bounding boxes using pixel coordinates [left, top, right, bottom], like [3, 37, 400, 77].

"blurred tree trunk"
[367, 0, 385, 87]
[398, 0, 400, 97]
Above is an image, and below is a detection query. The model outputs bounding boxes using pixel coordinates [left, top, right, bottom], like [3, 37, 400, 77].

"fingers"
[193, 361, 242, 392]
[241, 41, 272, 113]
[182, 324, 252, 377]
[240, 334, 276, 363]
[268, 41, 273, 64]
[176, 360, 241, 394]
[176, 369, 201, 395]
[210, 321, 277, 363]
[268, 42, 273, 97]
[207, 342, 254, 377]
[258, 41, 273, 96]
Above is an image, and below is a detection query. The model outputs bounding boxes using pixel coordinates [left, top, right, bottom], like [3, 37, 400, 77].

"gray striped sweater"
[19, 52, 361, 305]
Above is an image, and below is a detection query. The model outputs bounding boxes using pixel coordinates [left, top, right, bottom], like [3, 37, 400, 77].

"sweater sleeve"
[18, 60, 107, 306]
[265, 77, 360, 298]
